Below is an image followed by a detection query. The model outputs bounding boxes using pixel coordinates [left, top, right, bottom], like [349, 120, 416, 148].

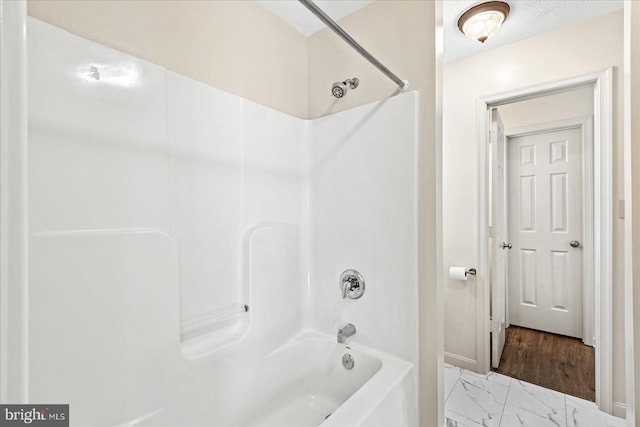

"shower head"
[331, 78, 359, 98]
[332, 82, 346, 98]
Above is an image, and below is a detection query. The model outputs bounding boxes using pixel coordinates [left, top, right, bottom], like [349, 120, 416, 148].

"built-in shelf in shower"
[180, 303, 250, 359]
[181, 303, 248, 341]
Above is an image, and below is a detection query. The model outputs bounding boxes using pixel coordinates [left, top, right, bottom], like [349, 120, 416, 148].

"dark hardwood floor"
[492, 325, 595, 401]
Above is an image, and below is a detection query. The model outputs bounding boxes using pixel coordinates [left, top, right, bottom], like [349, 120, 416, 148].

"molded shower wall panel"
[126, 225, 304, 427]
[29, 232, 181, 426]
[167, 70, 307, 353]
[243, 224, 302, 354]
[308, 92, 419, 367]
[167, 72, 244, 328]
[240, 100, 309, 327]
[28, 19, 170, 234]
[28, 19, 178, 424]
[28, 18, 308, 423]
[241, 98, 308, 228]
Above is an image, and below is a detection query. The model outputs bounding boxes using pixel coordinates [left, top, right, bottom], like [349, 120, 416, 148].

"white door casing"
[476, 70, 612, 413]
[507, 127, 583, 338]
[490, 108, 507, 368]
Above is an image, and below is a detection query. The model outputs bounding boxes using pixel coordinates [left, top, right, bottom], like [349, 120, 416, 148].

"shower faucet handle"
[343, 277, 358, 298]
[339, 269, 365, 300]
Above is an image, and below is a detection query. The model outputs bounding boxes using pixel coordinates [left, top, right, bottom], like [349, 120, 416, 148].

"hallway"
[494, 326, 595, 401]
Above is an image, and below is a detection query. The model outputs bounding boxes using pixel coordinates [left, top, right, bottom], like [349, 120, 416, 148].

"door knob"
[570, 240, 581, 248]
[500, 242, 512, 249]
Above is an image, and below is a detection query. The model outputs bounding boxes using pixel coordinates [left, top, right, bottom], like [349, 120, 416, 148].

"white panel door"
[491, 108, 507, 368]
[507, 127, 583, 338]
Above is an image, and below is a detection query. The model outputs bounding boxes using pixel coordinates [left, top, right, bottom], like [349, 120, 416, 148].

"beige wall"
[498, 86, 593, 130]
[28, 0, 308, 118]
[443, 10, 626, 408]
[308, 2, 441, 425]
[307, 1, 427, 118]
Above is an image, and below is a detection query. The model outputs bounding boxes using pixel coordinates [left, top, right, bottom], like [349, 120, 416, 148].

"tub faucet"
[337, 323, 356, 343]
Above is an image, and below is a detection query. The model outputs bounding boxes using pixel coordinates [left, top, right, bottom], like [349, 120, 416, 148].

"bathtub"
[128, 331, 416, 427]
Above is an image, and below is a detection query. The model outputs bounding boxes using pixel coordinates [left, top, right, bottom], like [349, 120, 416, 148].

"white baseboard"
[444, 351, 478, 372]
[613, 401, 626, 419]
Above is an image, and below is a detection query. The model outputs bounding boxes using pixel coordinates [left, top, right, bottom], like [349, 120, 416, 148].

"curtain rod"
[297, 0, 409, 92]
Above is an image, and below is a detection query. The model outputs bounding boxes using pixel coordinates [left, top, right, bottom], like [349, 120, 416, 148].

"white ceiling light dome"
[458, 1, 510, 44]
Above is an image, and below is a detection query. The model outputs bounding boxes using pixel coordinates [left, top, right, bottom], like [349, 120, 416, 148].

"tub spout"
[337, 323, 356, 343]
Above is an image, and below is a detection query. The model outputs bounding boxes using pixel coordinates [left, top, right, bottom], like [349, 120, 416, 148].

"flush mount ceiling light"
[457, 1, 510, 44]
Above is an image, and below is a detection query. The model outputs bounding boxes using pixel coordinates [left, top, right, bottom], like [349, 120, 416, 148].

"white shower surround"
[27, 18, 419, 426]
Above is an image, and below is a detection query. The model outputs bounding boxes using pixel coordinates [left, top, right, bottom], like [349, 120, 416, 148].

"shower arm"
[297, 0, 409, 92]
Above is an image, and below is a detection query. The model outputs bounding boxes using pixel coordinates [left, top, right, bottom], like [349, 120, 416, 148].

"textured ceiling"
[444, 0, 623, 63]
[257, 0, 374, 37]
[257, 0, 623, 62]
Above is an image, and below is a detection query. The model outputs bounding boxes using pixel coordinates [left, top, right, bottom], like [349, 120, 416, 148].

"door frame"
[503, 117, 594, 346]
[475, 68, 613, 413]
[489, 108, 507, 369]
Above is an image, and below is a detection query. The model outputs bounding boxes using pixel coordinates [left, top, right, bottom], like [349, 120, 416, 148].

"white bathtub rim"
[270, 329, 414, 427]
[319, 350, 414, 427]
[119, 328, 415, 427]
[320, 366, 414, 427]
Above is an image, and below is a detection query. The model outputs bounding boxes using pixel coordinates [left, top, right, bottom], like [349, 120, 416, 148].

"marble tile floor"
[444, 363, 625, 427]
